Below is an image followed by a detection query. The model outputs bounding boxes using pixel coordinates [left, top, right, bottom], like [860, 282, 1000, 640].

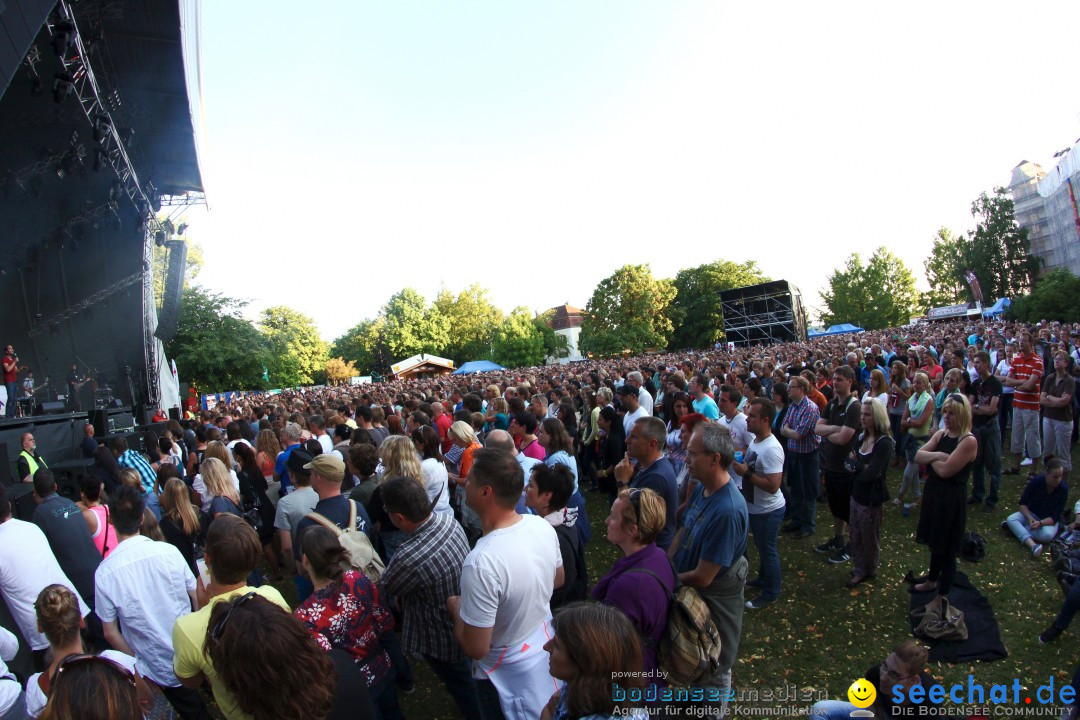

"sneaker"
[814, 537, 841, 554]
[1039, 624, 1063, 644]
[1033, 543, 1044, 557]
[1000, 520, 1009, 531]
[745, 596, 776, 610]
[1021, 457, 1034, 467]
[828, 547, 851, 564]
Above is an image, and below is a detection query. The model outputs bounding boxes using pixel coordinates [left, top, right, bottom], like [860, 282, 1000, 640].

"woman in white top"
[861, 368, 890, 407]
[191, 440, 241, 512]
[411, 425, 452, 517]
[25, 584, 153, 718]
[0, 626, 22, 720]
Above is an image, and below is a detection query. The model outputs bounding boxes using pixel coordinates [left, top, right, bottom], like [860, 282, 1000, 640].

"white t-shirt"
[862, 391, 889, 406]
[421, 457, 453, 517]
[316, 434, 334, 455]
[0, 627, 20, 716]
[995, 359, 1014, 395]
[735, 434, 786, 514]
[94, 535, 196, 687]
[0, 520, 89, 651]
[26, 650, 136, 718]
[623, 406, 648, 437]
[459, 514, 562, 669]
[638, 387, 654, 415]
[719, 412, 754, 450]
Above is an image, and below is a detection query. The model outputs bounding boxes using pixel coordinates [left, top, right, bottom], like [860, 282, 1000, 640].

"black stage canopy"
[0, 0, 203, 407]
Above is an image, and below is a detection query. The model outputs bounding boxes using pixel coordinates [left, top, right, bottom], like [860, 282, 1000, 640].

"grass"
[269, 444, 1080, 719]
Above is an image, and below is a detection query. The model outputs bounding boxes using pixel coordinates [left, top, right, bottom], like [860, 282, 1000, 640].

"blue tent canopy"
[452, 360, 506, 375]
[982, 298, 1011, 317]
[808, 323, 864, 338]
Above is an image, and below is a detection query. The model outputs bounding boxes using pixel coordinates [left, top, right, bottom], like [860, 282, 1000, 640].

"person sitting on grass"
[1003, 455, 1068, 557]
[809, 639, 932, 720]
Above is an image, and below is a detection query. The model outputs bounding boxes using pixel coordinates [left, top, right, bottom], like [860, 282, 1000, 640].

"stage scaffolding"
[719, 280, 807, 347]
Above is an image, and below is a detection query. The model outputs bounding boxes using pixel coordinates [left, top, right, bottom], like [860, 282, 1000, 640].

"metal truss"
[27, 268, 143, 337]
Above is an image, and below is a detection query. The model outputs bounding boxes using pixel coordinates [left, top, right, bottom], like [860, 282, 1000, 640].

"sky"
[181, 1, 1080, 342]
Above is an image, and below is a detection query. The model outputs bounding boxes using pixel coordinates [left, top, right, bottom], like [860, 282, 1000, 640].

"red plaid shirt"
[783, 396, 821, 454]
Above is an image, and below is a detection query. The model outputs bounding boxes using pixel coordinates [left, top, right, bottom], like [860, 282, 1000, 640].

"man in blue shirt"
[614, 417, 678, 550]
[671, 422, 748, 716]
[274, 422, 304, 496]
[690, 374, 720, 421]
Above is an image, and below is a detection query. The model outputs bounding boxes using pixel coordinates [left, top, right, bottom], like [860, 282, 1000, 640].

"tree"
[331, 319, 384, 375]
[921, 227, 966, 309]
[819, 247, 921, 330]
[667, 260, 770, 349]
[1008, 269, 1080, 323]
[325, 357, 359, 386]
[492, 307, 546, 368]
[259, 306, 329, 387]
[165, 286, 270, 391]
[382, 288, 449, 359]
[965, 188, 1040, 300]
[579, 265, 676, 357]
[433, 284, 504, 364]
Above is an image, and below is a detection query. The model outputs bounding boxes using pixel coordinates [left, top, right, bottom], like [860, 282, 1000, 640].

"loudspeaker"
[92, 409, 108, 437]
[36, 401, 66, 415]
[0, 444, 10, 487]
[155, 239, 187, 342]
[168, 407, 181, 421]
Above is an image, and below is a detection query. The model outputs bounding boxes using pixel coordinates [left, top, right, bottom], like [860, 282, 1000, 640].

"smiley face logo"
[847, 678, 876, 708]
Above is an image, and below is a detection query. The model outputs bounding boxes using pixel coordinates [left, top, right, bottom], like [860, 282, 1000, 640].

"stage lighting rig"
[93, 114, 112, 144]
[53, 71, 75, 103]
[52, 19, 76, 57]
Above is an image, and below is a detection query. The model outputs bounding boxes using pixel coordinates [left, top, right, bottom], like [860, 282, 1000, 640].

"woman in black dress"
[913, 393, 978, 609]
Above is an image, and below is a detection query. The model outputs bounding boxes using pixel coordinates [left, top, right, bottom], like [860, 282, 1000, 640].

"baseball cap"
[304, 454, 345, 482]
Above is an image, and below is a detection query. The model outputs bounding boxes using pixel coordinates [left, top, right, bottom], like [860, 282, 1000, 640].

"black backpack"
[961, 532, 986, 562]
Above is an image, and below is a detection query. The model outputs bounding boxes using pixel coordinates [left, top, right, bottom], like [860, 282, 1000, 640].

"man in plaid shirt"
[380, 476, 481, 718]
[779, 376, 821, 539]
[113, 436, 156, 495]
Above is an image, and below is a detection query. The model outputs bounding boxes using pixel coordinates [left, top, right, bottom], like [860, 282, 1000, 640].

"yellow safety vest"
[20, 450, 46, 479]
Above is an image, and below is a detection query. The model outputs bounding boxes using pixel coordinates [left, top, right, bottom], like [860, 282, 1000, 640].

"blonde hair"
[449, 420, 477, 446]
[615, 488, 667, 546]
[942, 393, 973, 437]
[161, 478, 200, 536]
[204, 440, 232, 469]
[913, 371, 931, 392]
[202, 457, 240, 506]
[119, 468, 141, 489]
[141, 508, 165, 542]
[35, 584, 82, 648]
[869, 368, 887, 397]
[380, 435, 422, 484]
[863, 398, 891, 438]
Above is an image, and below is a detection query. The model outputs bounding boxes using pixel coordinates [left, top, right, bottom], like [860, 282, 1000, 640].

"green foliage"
[819, 247, 921, 330]
[382, 289, 449, 359]
[921, 227, 966, 310]
[966, 188, 1040, 300]
[330, 318, 391, 375]
[259, 306, 329, 387]
[923, 189, 1040, 309]
[667, 260, 770, 349]
[165, 286, 270, 391]
[434, 284, 504, 364]
[1008, 269, 1080, 323]
[533, 310, 571, 361]
[580, 264, 676, 356]
[492, 307, 546, 368]
[325, 357, 359, 385]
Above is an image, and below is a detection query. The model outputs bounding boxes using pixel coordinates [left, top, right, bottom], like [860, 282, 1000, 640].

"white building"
[546, 304, 585, 365]
[1009, 141, 1080, 277]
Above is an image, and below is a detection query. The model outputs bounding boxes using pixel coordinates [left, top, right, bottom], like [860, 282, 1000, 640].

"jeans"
[1011, 408, 1041, 459]
[889, 412, 905, 457]
[787, 451, 819, 533]
[998, 393, 1013, 441]
[476, 678, 507, 720]
[379, 529, 406, 564]
[424, 654, 482, 719]
[1043, 418, 1073, 471]
[3, 383, 15, 418]
[970, 423, 1002, 505]
[1005, 511, 1058, 545]
[160, 684, 212, 720]
[748, 507, 784, 600]
[1054, 574, 1080, 631]
[379, 630, 413, 690]
[810, 700, 859, 720]
[370, 669, 406, 720]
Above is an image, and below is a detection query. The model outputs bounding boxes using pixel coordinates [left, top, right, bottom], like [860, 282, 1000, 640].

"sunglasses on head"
[210, 591, 257, 644]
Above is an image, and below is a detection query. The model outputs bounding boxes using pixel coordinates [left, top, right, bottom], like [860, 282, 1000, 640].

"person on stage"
[66, 363, 82, 412]
[2, 346, 22, 418]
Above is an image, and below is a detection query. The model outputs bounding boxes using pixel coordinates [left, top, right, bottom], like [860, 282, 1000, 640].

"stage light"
[155, 230, 166, 247]
[53, 71, 74, 103]
[52, 20, 76, 57]
[93, 114, 112, 144]
[177, 223, 188, 235]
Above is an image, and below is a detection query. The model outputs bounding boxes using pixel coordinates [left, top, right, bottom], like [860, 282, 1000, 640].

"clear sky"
[182, 1, 1080, 341]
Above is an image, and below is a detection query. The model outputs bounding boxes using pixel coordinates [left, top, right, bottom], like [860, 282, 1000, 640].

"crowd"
[0, 316, 1078, 719]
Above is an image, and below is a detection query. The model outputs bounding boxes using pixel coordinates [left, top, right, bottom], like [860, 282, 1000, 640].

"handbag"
[913, 598, 968, 641]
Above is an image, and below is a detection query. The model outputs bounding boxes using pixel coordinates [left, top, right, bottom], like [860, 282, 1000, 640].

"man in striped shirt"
[1004, 332, 1043, 475]
[113, 436, 156, 495]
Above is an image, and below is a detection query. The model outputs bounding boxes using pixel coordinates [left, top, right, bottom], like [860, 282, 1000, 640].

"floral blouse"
[295, 570, 394, 688]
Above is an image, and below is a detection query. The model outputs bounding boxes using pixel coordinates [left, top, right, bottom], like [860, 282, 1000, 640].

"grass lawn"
[273, 443, 1080, 719]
